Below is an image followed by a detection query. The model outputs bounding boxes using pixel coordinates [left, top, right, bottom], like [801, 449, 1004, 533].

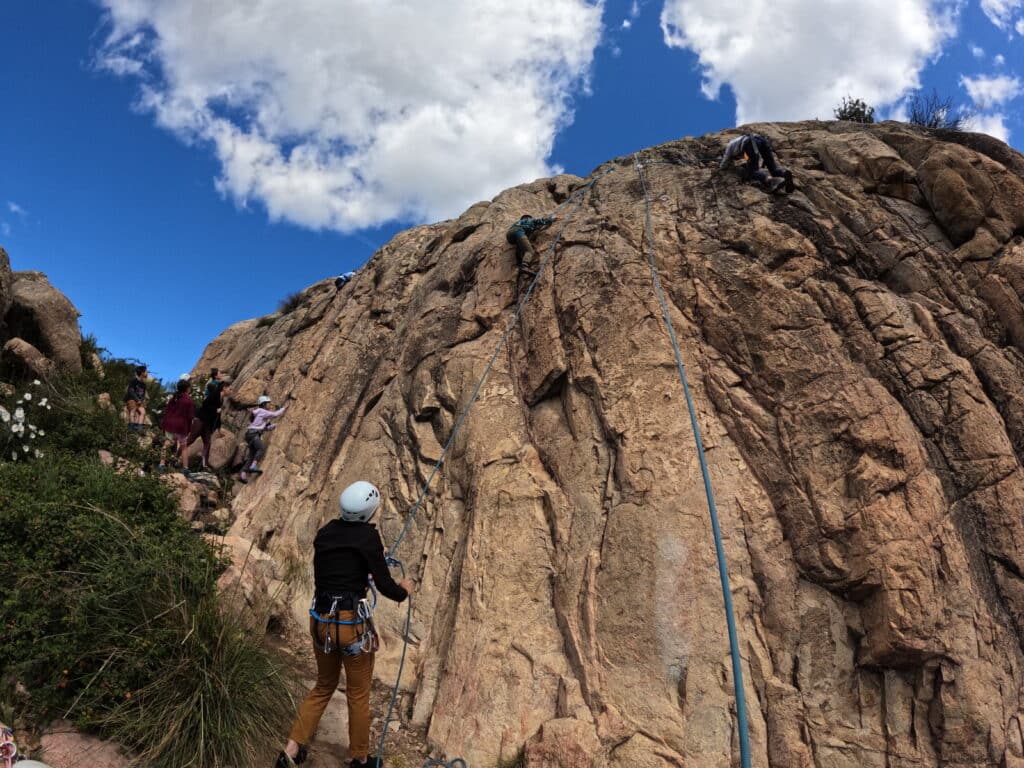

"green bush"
[1, 343, 294, 767]
[0, 456, 294, 767]
[834, 96, 875, 123]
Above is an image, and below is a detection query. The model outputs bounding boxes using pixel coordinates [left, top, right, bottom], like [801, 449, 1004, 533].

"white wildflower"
[39, 398, 48, 406]
[38, 429, 45, 436]
[22, 393, 31, 401]
[22, 444, 29, 452]
[33, 449, 43, 459]
[29, 433, 35, 440]
[14, 407, 24, 421]
[32, 379, 40, 386]
[10, 451, 17, 461]
[0, 406, 8, 423]
[46, 405, 52, 410]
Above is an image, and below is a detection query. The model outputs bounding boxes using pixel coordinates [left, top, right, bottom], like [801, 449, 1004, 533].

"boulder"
[207, 535, 285, 628]
[159, 471, 203, 519]
[2, 338, 55, 379]
[188, 427, 239, 470]
[5, 271, 82, 372]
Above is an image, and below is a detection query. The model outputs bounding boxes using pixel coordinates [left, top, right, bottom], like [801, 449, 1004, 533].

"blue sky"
[1, 0, 1021, 381]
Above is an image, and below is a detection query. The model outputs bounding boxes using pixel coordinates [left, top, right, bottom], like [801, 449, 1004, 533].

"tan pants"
[289, 612, 375, 759]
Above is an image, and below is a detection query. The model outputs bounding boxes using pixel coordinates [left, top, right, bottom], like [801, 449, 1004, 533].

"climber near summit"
[239, 394, 286, 482]
[719, 134, 795, 193]
[335, 271, 357, 289]
[276, 481, 414, 768]
[506, 214, 554, 275]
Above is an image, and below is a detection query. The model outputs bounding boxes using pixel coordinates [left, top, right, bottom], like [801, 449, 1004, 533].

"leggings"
[244, 429, 266, 465]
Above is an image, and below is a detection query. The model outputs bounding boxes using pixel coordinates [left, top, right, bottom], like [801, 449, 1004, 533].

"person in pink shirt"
[159, 378, 195, 470]
[240, 395, 286, 482]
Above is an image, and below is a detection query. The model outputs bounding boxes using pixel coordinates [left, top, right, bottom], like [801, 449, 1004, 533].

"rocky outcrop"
[197, 121, 1024, 767]
[4, 270, 82, 373]
[2, 338, 55, 379]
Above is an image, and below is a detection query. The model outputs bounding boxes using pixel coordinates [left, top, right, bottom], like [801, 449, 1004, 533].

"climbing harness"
[633, 154, 752, 768]
[374, 165, 617, 768]
[309, 592, 379, 656]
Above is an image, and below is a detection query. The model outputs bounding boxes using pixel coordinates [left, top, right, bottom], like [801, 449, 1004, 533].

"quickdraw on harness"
[309, 584, 380, 656]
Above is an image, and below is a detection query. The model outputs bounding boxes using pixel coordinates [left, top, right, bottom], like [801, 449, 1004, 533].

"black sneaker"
[351, 758, 384, 768]
[275, 747, 308, 768]
[784, 170, 795, 193]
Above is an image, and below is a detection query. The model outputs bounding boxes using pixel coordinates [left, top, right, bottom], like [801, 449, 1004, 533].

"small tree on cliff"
[907, 89, 971, 131]
[834, 96, 876, 123]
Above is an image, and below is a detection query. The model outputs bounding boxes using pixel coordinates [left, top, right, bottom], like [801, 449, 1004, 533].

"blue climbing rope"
[375, 166, 617, 768]
[633, 153, 752, 768]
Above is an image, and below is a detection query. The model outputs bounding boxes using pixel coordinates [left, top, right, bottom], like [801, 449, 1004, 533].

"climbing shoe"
[350, 758, 383, 768]
[784, 170, 795, 193]
[274, 746, 308, 768]
[767, 176, 786, 193]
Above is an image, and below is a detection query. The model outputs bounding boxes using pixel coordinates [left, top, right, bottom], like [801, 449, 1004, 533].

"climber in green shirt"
[506, 214, 554, 275]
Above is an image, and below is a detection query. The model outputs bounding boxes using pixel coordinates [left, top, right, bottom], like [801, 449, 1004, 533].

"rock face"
[4, 270, 82, 373]
[197, 121, 1024, 767]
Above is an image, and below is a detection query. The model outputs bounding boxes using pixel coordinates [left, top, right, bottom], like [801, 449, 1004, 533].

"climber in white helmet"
[239, 394, 287, 482]
[276, 481, 414, 768]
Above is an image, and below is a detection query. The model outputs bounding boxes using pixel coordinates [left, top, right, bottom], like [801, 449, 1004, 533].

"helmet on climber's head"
[339, 481, 381, 522]
[258, 395, 272, 406]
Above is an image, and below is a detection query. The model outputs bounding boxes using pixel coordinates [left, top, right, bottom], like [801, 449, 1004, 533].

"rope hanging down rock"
[375, 165, 616, 768]
[632, 153, 752, 768]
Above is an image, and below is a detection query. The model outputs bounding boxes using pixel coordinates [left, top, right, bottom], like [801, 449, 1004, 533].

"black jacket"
[313, 519, 408, 604]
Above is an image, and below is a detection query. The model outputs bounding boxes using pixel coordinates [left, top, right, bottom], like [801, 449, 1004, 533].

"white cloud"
[971, 43, 985, 57]
[1, 221, 10, 237]
[972, 112, 1011, 141]
[980, 0, 1023, 28]
[960, 73, 1023, 107]
[1017, 17, 1024, 33]
[631, 0, 642, 17]
[995, 53, 1006, 65]
[97, 0, 604, 232]
[7, 201, 27, 217]
[659, 0, 961, 124]
[623, 19, 633, 28]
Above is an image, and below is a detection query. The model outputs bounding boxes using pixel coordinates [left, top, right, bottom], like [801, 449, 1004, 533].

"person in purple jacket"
[239, 395, 286, 482]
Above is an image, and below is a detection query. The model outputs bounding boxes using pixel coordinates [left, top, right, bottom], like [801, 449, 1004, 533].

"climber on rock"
[186, 369, 230, 471]
[276, 481, 414, 768]
[719, 134, 794, 193]
[123, 364, 148, 431]
[506, 214, 554, 275]
[239, 394, 286, 482]
[335, 271, 357, 289]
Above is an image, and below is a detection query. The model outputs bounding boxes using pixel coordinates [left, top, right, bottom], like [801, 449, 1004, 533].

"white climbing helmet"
[339, 481, 381, 522]
[258, 395, 272, 405]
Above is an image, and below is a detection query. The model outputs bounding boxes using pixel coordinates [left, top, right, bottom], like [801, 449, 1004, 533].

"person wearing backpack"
[239, 395, 286, 482]
[159, 378, 195, 470]
[186, 369, 230, 470]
